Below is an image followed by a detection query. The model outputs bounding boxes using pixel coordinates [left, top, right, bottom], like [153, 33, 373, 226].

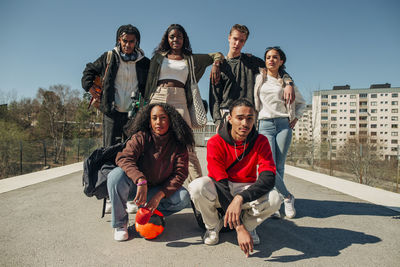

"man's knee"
[268, 190, 283, 210]
[188, 176, 214, 201]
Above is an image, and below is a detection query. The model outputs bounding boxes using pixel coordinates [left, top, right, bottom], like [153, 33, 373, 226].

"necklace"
[234, 139, 247, 161]
[168, 53, 182, 60]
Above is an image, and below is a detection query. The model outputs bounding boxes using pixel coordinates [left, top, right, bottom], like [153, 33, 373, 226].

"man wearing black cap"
[82, 24, 150, 147]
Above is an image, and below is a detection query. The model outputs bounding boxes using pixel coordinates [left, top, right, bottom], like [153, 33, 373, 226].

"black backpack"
[82, 141, 126, 200]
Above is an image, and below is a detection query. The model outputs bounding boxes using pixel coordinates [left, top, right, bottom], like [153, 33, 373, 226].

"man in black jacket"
[189, 99, 282, 257]
[209, 24, 295, 129]
[82, 24, 150, 147]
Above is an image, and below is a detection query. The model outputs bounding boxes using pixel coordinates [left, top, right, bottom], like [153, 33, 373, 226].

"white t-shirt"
[258, 75, 289, 119]
[158, 58, 188, 84]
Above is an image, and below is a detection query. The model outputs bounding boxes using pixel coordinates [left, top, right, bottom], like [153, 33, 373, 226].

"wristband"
[137, 179, 147, 186]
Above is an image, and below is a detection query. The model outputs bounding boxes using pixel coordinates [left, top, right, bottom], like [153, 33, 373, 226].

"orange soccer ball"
[135, 209, 165, 239]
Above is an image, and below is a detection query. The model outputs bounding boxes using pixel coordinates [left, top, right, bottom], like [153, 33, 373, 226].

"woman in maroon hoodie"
[107, 103, 194, 241]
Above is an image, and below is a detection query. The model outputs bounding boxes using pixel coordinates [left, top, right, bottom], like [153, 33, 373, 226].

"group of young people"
[81, 23, 305, 257]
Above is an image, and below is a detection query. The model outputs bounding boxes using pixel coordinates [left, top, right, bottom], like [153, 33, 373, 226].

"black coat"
[81, 49, 150, 115]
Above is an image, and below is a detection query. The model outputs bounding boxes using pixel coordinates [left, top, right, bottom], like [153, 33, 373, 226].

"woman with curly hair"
[144, 24, 223, 184]
[107, 103, 193, 241]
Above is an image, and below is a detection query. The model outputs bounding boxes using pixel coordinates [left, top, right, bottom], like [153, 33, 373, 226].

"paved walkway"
[1, 147, 399, 266]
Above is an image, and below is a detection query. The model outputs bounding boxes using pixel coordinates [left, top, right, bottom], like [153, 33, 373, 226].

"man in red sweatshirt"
[189, 98, 282, 257]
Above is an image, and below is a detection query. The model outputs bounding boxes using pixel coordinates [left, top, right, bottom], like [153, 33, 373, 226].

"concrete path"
[0, 148, 399, 266]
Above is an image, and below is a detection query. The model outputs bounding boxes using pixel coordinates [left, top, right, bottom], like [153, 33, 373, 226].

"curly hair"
[126, 103, 194, 147]
[153, 24, 192, 55]
[115, 24, 141, 48]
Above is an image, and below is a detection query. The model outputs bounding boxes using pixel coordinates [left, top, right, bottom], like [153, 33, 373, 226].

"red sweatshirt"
[207, 129, 276, 183]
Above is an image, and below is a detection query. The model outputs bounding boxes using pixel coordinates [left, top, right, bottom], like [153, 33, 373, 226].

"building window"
[350, 132, 356, 136]
[371, 124, 377, 128]
[359, 109, 368, 113]
[331, 95, 337, 99]
[371, 101, 377, 106]
[331, 124, 337, 128]
[321, 116, 328, 120]
[359, 101, 367, 106]
[322, 123, 328, 128]
[350, 95, 356, 99]
[322, 95, 328, 99]
[371, 109, 377, 113]
[322, 131, 328, 135]
[392, 109, 398, 113]
[371, 116, 377, 121]
[350, 124, 356, 128]
[393, 93, 399, 97]
[331, 131, 337, 135]
[392, 124, 398, 129]
[392, 140, 398, 144]
[392, 132, 398, 136]
[392, 116, 398, 121]
[331, 110, 337, 114]
[392, 101, 398, 105]
[322, 109, 328, 113]
[331, 102, 337, 106]
[359, 124, 367, 128]
[350, 109, 356, 114]
[350, 117, 356, 121]
[371, 132, 377, 136]
[371, 94, 377, 98]
[359, 116, 367, 120]
[359, 93, 367, 98]
[350, 102, 356, 106]
[392, 147, 398, 152]
[322, 102, 328, 106]
[331, 117, 337, 121]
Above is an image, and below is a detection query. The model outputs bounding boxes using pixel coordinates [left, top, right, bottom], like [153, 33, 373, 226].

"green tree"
[0, 118, 28, 179]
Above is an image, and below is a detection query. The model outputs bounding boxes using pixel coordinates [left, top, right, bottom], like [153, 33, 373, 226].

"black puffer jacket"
[81, 48, 150, 115]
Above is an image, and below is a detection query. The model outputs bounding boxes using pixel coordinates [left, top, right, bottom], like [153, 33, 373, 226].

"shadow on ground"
[251, 219, 381, 262]
[294, 199, 400, 218]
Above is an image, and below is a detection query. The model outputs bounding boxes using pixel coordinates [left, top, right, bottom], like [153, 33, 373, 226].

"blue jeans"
[107, 167, 190, 228]
[258, 117, 292, 197]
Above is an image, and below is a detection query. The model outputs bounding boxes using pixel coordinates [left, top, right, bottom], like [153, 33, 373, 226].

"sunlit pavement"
[1, 147, 399, 266]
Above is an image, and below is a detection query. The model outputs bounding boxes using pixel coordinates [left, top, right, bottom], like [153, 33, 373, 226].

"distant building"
[312, 84, 400, 160]
[292, 104, 313, 143]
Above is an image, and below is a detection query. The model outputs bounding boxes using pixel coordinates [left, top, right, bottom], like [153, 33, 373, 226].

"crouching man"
[188, 98, 282, 257]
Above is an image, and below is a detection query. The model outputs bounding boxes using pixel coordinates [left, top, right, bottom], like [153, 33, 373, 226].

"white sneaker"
[203, 220, 223, 245]
[126, 201, 138, 214]
[114, 225, 128, 241]
[249, 229, 260, 245]
[284, 195, 296, 219]
[105, 199, 111, 214]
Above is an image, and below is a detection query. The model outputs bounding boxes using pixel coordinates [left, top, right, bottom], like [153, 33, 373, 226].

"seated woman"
[254, 46, 306, 219]
[144, 23, 223, 185]
[107, 103, 194, 241]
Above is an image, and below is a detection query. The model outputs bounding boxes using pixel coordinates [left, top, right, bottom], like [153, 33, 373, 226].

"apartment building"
[312, 83, 400, 159]
[292, 104, 313, 143]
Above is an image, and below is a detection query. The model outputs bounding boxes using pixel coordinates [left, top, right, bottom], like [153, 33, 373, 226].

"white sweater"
[113, 47, 145, 112]
[254, 69, 306, 121]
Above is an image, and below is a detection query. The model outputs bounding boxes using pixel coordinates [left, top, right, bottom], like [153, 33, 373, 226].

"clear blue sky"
[0, 0, 399, 104]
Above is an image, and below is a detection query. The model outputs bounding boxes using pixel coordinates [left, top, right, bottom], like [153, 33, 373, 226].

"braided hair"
[115, 24, 141, 48]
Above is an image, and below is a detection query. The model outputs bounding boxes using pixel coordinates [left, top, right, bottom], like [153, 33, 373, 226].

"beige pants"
[150, 86, 202, 185]
[188, 176, 282, 231]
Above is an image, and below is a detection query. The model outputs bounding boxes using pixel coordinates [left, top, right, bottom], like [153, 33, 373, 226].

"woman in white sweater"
[254, 46, 305, 219]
